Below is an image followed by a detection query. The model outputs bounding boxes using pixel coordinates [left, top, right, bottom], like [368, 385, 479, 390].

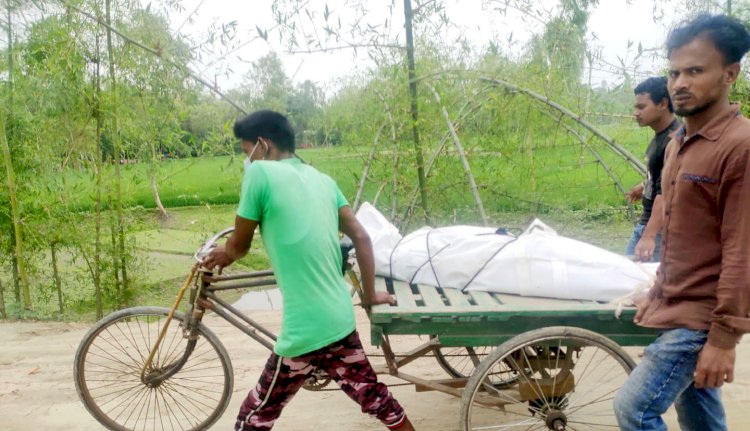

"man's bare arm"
[338, 205, 394, 306]
[202, 216, 258, 271]
[634, 195, 664, 261]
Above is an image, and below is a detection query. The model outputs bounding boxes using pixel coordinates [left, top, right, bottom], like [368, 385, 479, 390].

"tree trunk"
[151, 176, 168, 218]
[403, 0, 429, 223]
[51, 242, 64, 314]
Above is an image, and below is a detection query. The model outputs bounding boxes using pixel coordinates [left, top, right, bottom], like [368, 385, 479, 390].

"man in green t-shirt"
[203, 110, 414, 431]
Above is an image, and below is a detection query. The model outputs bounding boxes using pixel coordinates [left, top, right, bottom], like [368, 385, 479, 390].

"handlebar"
[194, 227, 355, 276]
[193, 227, 235, 263]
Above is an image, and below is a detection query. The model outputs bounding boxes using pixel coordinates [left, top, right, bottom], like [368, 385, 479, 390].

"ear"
[658, 98, 670, 111]
[725, 62, 741, 85]
[258, 137, 270, 152]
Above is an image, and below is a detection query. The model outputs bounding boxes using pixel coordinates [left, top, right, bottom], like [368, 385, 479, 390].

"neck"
[268, 151, 294, 161]
[684, 98, 731, 136]
[651, 114, 675, 134]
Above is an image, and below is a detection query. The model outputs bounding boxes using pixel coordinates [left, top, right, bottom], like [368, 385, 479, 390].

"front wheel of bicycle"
[74, 306, 234, 431]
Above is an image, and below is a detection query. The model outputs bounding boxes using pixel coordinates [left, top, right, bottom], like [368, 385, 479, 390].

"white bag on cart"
[355, 203, 655, 302]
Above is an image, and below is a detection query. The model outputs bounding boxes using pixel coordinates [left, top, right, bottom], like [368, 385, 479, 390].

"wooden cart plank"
[417, 284, 446, 308]
[374, 277, 391, 293]
[440, 287, 471, 307]
[467, 290, 499, 307]
[391, 280, 417, 308]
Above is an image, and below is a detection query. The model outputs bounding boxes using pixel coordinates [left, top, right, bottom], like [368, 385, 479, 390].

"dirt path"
[1, 309, 749, 430]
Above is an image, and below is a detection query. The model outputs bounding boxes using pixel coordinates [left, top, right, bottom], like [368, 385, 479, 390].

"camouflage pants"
[235, 330, 407, 430]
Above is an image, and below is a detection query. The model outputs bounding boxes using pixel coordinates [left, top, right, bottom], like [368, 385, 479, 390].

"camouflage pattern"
[235, 330, 406, 430]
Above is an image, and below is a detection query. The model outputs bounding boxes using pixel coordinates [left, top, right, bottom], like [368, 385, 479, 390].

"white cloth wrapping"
[355, 202, 656, 302]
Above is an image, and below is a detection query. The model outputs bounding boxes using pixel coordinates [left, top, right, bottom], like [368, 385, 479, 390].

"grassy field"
[59, 147, 368, 211]
[56, 122, 650, 220]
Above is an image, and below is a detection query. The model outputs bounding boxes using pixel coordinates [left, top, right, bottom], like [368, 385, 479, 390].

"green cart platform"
[354, 275, 657, 431]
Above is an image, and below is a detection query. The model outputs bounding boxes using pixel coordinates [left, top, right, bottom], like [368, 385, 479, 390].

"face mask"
[243, 140, 264, 171]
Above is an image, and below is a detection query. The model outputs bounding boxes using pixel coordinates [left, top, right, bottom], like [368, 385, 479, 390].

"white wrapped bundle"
[355, 204, 655, 302]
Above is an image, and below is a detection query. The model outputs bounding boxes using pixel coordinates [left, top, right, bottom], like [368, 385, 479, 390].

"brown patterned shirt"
[638, 103, 750, 349]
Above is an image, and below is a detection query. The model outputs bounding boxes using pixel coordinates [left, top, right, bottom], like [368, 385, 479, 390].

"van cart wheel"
[434, 344, 522, 389]
[460, 326, 635, 431]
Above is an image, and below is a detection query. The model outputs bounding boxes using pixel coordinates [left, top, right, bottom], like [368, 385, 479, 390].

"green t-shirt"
[237, 158, 355, 357]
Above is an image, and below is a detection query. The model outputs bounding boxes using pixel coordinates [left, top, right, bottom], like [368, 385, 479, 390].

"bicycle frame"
[140, 227, 280, 383]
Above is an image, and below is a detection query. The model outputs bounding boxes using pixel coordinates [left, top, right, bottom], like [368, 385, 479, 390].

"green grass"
[57, 147, 368, 212]
[54, 122, 651, 223]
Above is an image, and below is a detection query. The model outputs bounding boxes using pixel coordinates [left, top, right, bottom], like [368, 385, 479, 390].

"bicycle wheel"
[460, 326, 635, 431]
[74, 306, 234, 431]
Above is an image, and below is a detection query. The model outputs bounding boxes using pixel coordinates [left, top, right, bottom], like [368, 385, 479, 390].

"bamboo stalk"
[0, 277, 5, 318]
[4, 0, 31, 309]
[403, 0, 430, 223]
[6, 1, 13, 108]
[478, 76, 647, 176]
[374, 90, 399, 220]
[353, 123, 385, 212]
[94, 32, 103, 318]
[51, 242, 64, 314]
[403, 92, 493, 226]
[105, 0, 129, 306]
[372, 182, 387, 207]
[426, 84, 488, 226]
[11, 250, 19, 303]
[541, 111, 637, 222]
[1, 107, 31, 310]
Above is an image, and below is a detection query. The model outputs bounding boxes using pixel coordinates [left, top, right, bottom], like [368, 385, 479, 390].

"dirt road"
[1, 309, 749, 430]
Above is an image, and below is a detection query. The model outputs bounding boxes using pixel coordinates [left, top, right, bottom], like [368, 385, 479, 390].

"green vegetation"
[2, 0, 747, 319]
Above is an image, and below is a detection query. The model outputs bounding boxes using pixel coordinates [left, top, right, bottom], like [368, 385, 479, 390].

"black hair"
[667, 14, 750, 65]
[233, 110, 296, 152]
[634, 76, 673, 113]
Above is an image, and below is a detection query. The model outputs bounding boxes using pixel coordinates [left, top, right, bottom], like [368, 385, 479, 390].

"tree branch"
[286, 43, 404, 54]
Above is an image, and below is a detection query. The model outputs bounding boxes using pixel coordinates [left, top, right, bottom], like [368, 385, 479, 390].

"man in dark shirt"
[614, 14, 750, 431]
[625, 77, 681, 262]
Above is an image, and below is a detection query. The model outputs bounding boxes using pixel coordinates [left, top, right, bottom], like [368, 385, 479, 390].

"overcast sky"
[159, 0, 681, 92]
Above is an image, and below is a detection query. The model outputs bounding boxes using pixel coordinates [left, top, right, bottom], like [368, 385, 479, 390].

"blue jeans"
[614, 328, 726, 430]
[625, 222, 662, 262]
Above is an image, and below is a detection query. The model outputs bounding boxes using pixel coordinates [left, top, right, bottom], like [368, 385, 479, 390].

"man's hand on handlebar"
[202, 245, 235, 273]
